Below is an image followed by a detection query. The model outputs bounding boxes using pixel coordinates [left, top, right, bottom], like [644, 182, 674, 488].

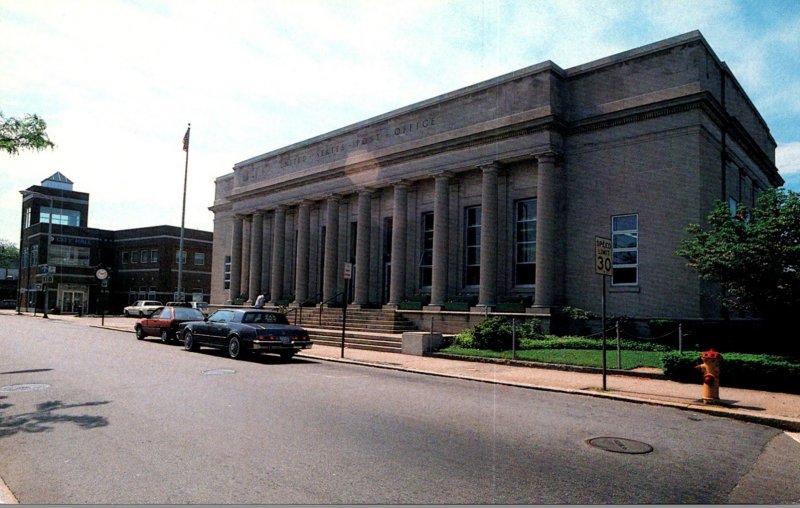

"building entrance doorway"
[62, 291, 85, 314]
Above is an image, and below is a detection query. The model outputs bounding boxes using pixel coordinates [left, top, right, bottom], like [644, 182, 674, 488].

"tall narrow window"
[612, 214, 638, 285]
[464, 206, 481, 287]
[419, 212, 434, 288]
[515, 199, 536, 286]
[224, 255, 231, 290]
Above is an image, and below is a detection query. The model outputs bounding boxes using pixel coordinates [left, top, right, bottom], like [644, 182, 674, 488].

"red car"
[135, 306, 206, 343]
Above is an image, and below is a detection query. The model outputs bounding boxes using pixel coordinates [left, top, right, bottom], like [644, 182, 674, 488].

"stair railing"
[317, 291, 346, 327]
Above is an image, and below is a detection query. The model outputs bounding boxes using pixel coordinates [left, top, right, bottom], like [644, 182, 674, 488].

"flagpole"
[178, 123, 190, 302]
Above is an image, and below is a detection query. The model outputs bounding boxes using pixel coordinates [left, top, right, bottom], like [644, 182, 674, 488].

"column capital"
[392, 180, 410, 189]
[356, 187, 375, 196]
[532, 150, 564, 164]
[433, 171, 453, 181]
[478, 162, 501, 172]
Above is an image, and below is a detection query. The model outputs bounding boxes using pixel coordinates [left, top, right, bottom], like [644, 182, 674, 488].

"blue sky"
[1, 0, 799, 245]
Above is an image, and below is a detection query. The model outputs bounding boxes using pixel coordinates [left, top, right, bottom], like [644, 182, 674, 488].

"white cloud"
[777, 141, 800, 175]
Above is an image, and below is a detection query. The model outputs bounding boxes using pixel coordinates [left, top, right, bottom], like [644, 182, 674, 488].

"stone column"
[353, 189, 373, 306]
[293, 201, 311, 305]
[387, 183, 408, 307]
[322, 196, 340, 305]
[533, 152, 563, 310]
[248, 211, 263, 302]
[260, 213, 272, 295]
[229, 216, 243, 302]
[241, 216, 252, 300]
[478, 163, 499, 307]
[269, 206, 286, 305]
[429, 173, 451, 307]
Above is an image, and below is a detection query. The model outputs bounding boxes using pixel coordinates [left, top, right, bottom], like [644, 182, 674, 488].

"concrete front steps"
[303, 327, 404, 353]
[286, 307, 417, 353]
[287, 307, 418, 333]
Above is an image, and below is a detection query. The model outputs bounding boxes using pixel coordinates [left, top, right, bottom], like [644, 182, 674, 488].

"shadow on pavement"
[0, 398, 111, 438]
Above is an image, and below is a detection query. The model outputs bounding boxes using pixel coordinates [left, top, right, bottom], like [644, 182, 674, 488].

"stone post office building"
[209, 31, 782, 325]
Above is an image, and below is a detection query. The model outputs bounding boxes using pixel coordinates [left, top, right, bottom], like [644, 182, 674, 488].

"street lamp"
[20, 190, 54, 319]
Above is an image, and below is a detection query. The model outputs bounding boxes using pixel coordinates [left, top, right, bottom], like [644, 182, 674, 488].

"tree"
[0, 239, 19, 268]
[676, 188, 800, 321]
[0, 111, 55, 155]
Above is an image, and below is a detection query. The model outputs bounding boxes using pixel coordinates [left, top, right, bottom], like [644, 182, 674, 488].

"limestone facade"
[209, 31, 782, 320]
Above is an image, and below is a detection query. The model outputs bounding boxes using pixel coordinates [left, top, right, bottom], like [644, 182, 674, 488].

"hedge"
[662, 351, 800, 394]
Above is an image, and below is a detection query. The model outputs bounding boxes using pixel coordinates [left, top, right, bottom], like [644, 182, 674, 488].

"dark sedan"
[180, 308, 312, 360]
[135, 306, 207, 343]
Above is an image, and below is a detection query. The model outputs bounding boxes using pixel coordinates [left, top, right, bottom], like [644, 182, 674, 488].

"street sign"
[343, 262, 353, 280]
[34, 283, 42, 291]
[595, 237, 612, 276]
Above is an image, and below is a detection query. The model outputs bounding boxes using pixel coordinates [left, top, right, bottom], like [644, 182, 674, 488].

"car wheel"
[135, 326, 145, 340]
[279, 350, 295, 361]
[184, 330, 198, 351]
[228, 336, 244, 359]
[160, 330, 170, 343]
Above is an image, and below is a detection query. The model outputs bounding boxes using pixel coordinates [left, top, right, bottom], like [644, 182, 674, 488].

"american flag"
[182, 125, 190, 152]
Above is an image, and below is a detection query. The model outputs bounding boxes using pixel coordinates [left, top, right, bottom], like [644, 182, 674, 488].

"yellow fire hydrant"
[695, 349, 723, 403]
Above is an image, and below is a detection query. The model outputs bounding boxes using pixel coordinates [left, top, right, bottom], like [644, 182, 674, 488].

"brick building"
[209, 31, 782, 327]
[18, 173, 212, 314]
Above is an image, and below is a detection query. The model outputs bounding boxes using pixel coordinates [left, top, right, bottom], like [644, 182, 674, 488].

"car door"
[200, 310, 233, 346]
[142, 307, 167, 335]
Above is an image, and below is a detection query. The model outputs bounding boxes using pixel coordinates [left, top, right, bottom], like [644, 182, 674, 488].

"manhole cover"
[203, 369, 236, 376]
[0, 383, 51, 393]
[586, 437, 653, 454]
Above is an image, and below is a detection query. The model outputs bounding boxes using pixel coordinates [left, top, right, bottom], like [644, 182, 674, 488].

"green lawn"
[440, 347, 664, 370]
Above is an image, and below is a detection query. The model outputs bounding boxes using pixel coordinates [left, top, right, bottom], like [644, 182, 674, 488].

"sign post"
[96, 267, 109, 326]
[341, 262, 353, 358]
[595, 237, 612, 390]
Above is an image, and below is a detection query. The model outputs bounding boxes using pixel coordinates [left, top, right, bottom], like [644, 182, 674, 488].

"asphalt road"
[1, 314, 799, 504]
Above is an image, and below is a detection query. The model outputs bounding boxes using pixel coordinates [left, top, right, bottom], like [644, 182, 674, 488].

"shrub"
[451, 329, 475, 348]
[559, 306, 597, 335]
[662, 351, 800, 393]
[471, 316, 515, 351]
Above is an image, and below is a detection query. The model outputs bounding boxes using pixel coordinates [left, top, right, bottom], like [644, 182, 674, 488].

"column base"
[426, 304, 444, 311]
[471, 305, 494, 313]
[528, 305, 561, 317]
[382, 303, 400, 311]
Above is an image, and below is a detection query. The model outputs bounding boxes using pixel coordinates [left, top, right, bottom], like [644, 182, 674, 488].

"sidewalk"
[9, 311, 800, 432]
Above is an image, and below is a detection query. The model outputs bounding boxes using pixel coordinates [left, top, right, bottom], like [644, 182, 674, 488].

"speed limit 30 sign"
[595, 237, 612, 276]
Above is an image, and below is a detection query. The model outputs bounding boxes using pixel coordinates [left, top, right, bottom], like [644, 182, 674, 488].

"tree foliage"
[676, 188, 800, 320]
[0, 239, 19, 268]
[0, 111, 55, 155]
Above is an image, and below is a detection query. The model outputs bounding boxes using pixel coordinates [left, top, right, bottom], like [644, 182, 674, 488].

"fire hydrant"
[695, 349, 722, 403]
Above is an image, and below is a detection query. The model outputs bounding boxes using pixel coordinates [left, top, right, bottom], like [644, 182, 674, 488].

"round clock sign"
[95, 268, 109, 280]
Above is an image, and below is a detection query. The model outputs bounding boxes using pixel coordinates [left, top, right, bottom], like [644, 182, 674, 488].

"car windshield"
[242, 312, 289, 325]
